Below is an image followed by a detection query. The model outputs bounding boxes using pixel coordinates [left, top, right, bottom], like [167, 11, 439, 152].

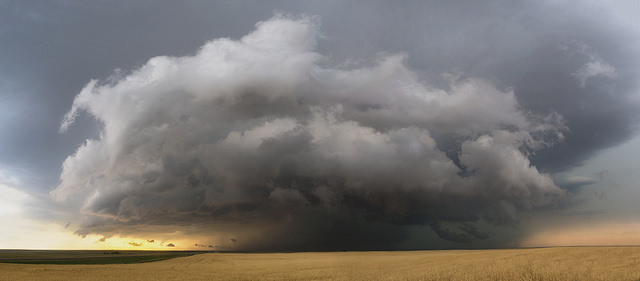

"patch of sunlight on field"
[0, 247, 639, 281]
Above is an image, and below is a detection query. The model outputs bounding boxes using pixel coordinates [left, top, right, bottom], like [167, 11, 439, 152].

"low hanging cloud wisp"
[53, 15, 566, 251]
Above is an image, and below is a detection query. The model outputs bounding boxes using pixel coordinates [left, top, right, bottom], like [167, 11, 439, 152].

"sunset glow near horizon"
[1, 1, 640, 251]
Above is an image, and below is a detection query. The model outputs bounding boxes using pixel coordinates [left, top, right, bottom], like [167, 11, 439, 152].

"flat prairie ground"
[1, 247, 639, 281]
[0, 250, 198, 264]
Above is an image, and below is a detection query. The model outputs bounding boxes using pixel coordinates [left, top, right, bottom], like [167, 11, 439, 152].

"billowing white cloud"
[54, 15, 566, 250]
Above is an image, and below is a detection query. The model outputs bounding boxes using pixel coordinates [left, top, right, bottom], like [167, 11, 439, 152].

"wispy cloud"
[573, 52, 618, 88]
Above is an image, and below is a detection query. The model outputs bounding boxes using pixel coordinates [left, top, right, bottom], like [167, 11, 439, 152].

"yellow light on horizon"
[0, 183, 198, 251]
[520, 222, 640, 247]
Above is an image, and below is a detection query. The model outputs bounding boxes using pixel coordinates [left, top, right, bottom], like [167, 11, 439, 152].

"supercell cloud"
[51, 11, 634, 251]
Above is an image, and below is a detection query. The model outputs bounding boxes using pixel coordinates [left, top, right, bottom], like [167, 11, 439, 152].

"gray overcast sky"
[1, 0, 640, 250]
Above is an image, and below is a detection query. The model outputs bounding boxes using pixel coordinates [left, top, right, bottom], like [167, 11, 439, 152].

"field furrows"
[0, 247, 639, 281]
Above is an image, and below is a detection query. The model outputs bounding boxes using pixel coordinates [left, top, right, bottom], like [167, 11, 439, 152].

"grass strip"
[0, 253, 196, 265]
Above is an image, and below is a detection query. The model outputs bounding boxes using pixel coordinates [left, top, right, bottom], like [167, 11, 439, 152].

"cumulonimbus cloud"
[53, 15, 566, 250]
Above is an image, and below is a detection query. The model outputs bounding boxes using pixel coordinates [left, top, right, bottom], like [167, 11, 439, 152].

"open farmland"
[0, 250, 200, 265]
[0, 247, 639, 281]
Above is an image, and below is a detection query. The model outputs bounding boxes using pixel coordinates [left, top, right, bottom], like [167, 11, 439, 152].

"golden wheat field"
[1, 247, 639, 281]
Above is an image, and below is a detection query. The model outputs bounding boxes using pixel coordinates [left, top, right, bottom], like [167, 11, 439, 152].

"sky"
[1, 0, 640, 251]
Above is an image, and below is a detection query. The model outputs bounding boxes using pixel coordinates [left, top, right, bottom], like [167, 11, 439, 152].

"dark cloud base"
[48, 1, 640, 251]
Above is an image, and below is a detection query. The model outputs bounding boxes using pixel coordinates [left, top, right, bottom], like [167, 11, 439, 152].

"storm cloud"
[50, 15, 576, 251]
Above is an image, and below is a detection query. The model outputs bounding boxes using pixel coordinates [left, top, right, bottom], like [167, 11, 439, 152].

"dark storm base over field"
[1, 1, 640, 252]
